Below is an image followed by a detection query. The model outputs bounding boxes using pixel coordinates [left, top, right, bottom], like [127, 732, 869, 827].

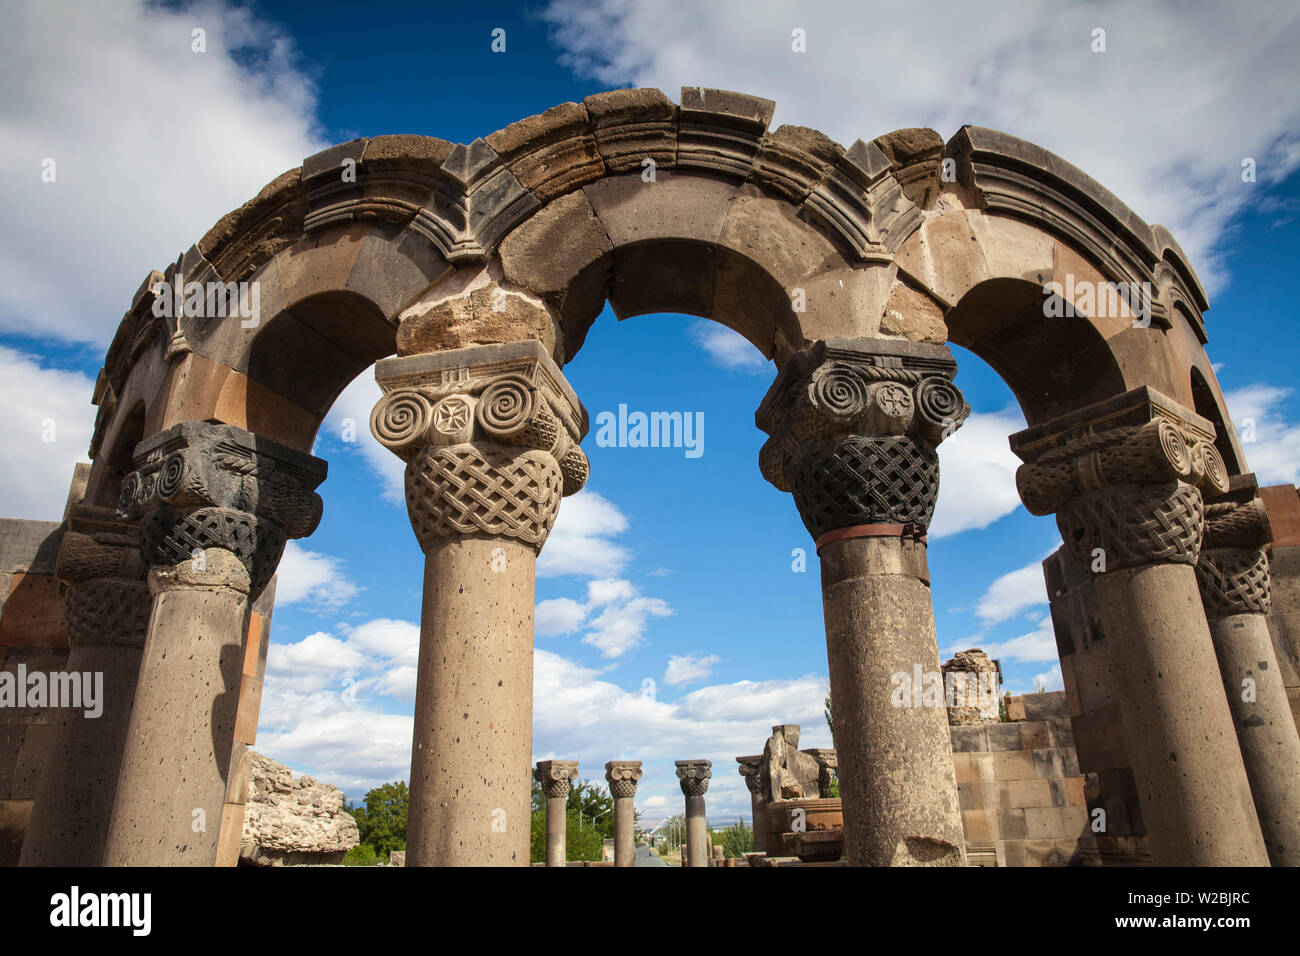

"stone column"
[756, 338, 968, 866]
[1012, 386, 1268, 866]
[20, 507, 149, 866]
[102, 422, 325, 866]
[604, 760, 642, 867]
[802, 748, 838, 798]
[371, 341, 588, 866]
[1196, 479, 1300, 866]
[535, 760, 578, 867]
[675, 759, 711, 868]
[736, 756, 765, 853]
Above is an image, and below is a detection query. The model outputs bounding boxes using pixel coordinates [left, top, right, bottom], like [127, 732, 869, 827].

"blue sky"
[3, 0, 1298, 825]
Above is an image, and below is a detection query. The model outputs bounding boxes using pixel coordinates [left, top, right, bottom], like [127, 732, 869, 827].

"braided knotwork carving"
[756, 339, 966, 539]
[1197, 547, 1271, 618]
[737, 757, 763, 795]
[676, 760, 712, 796]
[1057, 482, 1204, 572]
[535, 760, 579, 799]
[118, 422, 325, 599]
[788, 436, 939, 538]
[605, 760, 643, 798]
[139, 505, 286, 597]
[374, 344, 590, 551]
[64, 579, 151, 648]
[1011, 388, 1233, 577]
[405, 443, 563, 551]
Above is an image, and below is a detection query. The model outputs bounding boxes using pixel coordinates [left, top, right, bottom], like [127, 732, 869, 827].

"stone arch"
[28, 86, 1289, 871]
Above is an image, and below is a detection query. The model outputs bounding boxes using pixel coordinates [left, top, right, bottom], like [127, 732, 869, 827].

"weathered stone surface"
[872, 128, 944, 210]
[486, 102, 605, 203]
[497, 190, 612, 360]
[583, 88, 677, 173]
[239, 751, 360, 866]
[941, 649, 1000, 725]
[396, 282, 560, 359]
[759, 725, 821, 800]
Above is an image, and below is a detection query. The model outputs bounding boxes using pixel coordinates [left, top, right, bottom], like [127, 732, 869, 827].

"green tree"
[529, 775, 616, 864]
[716, 819, 754, 858]
[348, 780, 408, 858]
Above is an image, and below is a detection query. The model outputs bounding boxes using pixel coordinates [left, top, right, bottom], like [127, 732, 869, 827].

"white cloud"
[537, 577, 673, 656]
[265, 631, 371, 693]
[583, 595, 674, 658]
[274, 541, 361, 610]
[258, 627, 829, 820]
[538, 490, 632, 577]
[974, 558, 1048, 626]
[932, 406, 1026, 538]
[688, 320, 768, 371]
[0, 346, 94, 520]
[342, 618, 420, 668]
[542, 0, 1300, 295]
[971, 616, 1060, 665]
[664, 653, 721, 686]
[536, 597, 590, 637]
[0, 0, 326, 345]
[1224, 383, 1300, 485]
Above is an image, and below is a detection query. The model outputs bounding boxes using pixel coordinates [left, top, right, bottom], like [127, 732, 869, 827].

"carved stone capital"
[1196, 477, 1273, 618]
[755, 338, 968, 540]
[675, 759, 712, 796]
[736, 755, 763, 795]
[371, 341, 589, 553]
[604, 760, 643, 799]
[117, 422, 326, 599]
[56, 506, 149, 648]
[1011, 388, 1228, 575]
[801, 748, 839, 798]
[535, 759, 579, 799]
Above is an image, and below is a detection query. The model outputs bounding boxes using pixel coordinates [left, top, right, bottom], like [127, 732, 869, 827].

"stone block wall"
[951, 692, 1093, 866]
[0, 518, 69, 865]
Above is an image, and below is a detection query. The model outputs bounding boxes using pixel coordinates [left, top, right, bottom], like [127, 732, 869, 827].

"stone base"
[238, 846, 348, 867]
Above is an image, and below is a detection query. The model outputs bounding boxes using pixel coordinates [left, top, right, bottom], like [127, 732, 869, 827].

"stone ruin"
[0, 85, 1297, 868]
[239, 752, 359, 867]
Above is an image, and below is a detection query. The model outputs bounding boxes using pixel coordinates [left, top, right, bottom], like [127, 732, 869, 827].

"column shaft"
[103, 552, 249, 865]
[684, 794, 707, 867]
[1208, 610, 1300, 865]
[544, 795, 566, 867]
[821, 536, 964, 866]
[20, 642, 142, 865]
[409, 537, 534, 866]
[750, 794, 766, 854]
[612, 796, 634, 866]
[1095, 564, 1267, 865]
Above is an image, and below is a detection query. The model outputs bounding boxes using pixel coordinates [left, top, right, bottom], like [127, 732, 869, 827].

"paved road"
[636, 845, 670, 867]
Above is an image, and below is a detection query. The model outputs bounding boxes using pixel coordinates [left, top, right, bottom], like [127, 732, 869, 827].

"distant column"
[535, 760, 579, 868]
[675, 759, 712, 868]
[736, 756, 765, 853]
[604, 760, 643, 867]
